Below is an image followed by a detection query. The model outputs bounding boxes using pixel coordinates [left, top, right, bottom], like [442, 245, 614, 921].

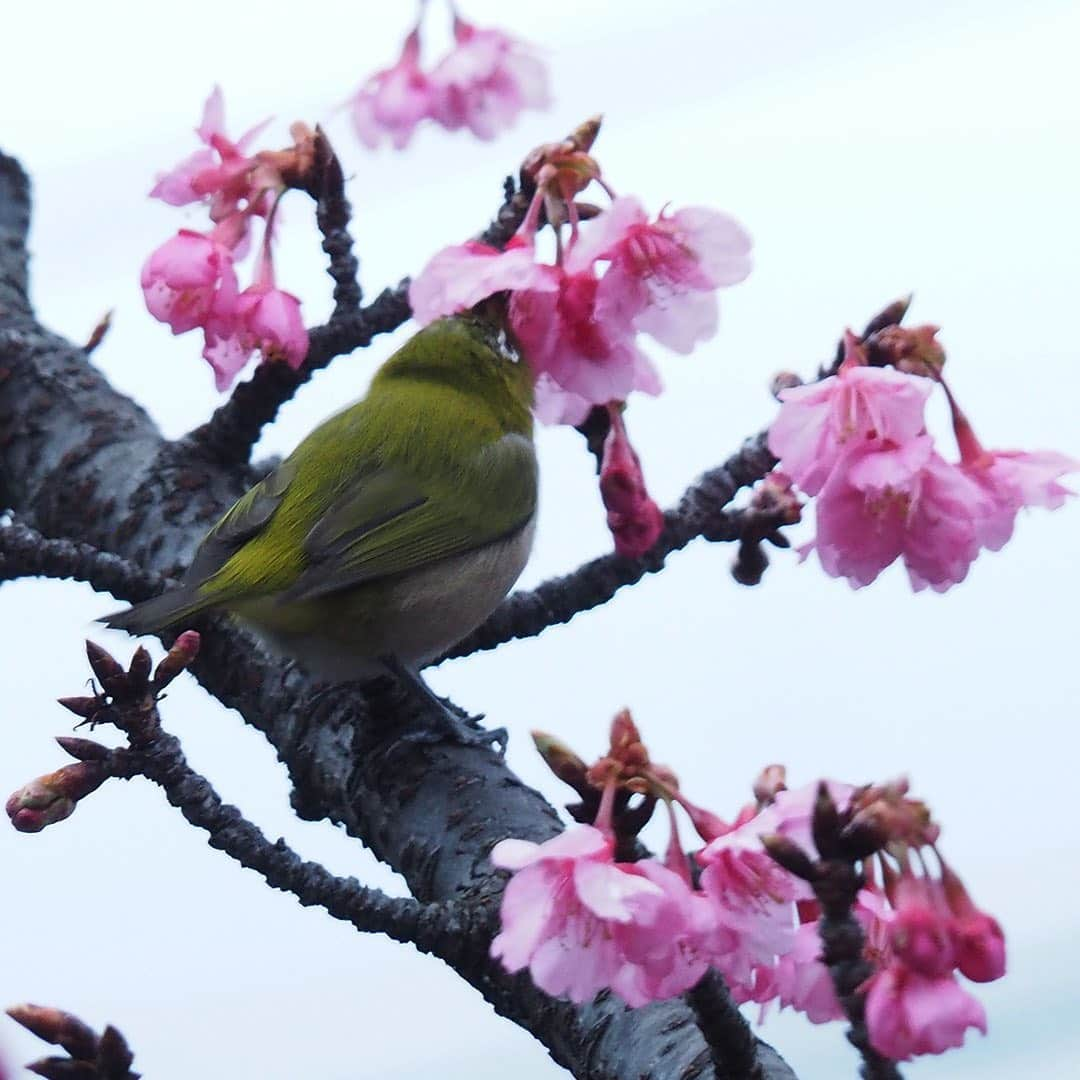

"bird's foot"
[377, 655, 507, 755]
[397, 712, 508, 754]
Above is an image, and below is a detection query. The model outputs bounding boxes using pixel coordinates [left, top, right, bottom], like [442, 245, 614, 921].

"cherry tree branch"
[0, 522, 168, 601]
[687, 972, 766, 1080]
[36, 641, 462, 952]
[0, 146, 796, 1079]
[437, 434, 779, 662]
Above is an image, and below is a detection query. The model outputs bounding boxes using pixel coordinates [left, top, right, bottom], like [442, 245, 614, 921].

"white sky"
[2, 1, 1079, 1077]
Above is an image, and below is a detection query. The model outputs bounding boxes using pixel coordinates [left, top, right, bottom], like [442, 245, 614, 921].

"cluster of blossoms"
[141, 89, 310, 390]
[350, 3, 548, 149]
[491, 712, 1004, 1064]
[769, 327, 1077, 590]
[410, 122, 752, 556]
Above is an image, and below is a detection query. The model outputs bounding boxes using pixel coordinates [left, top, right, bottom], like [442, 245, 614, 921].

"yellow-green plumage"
[108, 314, 538, 681]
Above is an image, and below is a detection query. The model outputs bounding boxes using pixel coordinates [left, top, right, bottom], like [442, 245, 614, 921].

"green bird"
[107, 312, 537, 742]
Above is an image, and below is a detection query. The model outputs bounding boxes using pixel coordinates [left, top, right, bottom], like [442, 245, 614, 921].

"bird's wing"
[101, 459, 300, 633]
[185, 458, 300, 585]
[278, 432, 537, 604]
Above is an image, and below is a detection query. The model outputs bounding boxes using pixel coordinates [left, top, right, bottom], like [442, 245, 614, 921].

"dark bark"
[0, 148, 796, 1078]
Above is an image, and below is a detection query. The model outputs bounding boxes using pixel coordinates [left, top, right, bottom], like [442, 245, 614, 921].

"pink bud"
[599, 406, 663, 559]
[952, 911, 1006, 983]
[6, 764, 108, 832]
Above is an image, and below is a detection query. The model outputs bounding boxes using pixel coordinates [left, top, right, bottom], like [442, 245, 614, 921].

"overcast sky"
[2, 1, 1078, 1077]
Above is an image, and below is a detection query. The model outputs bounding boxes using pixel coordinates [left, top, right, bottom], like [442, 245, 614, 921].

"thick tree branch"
[0, 145, 796, 1079]
[686, 973, 766, 1080]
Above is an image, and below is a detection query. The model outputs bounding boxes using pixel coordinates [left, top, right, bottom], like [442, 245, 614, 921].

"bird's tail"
[102, 588, 216, 636]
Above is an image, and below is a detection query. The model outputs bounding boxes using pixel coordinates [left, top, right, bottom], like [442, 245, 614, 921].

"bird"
[106, 311, 538, 746]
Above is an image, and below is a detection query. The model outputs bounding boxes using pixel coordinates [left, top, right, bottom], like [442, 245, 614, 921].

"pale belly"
[237, 518, 535, 681]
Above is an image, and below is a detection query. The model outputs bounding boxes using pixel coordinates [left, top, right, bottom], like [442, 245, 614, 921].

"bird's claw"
[397, 713, 507, 755]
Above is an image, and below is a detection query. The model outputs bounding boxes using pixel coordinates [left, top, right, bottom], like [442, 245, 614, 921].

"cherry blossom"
[812, 448, 993, 591]
[567, 196, 752, 354]
[202, 252, 307, 391]
[864, 965, 987, 1060]
[351, 28, 436, 150]
[141, 230, 238, 337]
[774, 919, 844, 1024]
[768, 338, 934, 496]
[951, 412, 1077, 551]
[491, 826, 674, 1003]
[151, 86, 274, 225]
[407, 238, 557, 327]
[429, 16, 549, 141]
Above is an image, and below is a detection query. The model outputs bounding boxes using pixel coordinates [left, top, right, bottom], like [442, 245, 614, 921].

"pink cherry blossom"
[814, 449, 992, 591]
[962, 447, 1078, 550]
[607, 860, 721, 1006]
[509, 266, 662, 425]
[408, 237, 558, 326]
[429, 17, 549, 141]
[697, 839, 800, 1002]
[151, 86, 274, 225]
[141, 230, 238, 336]
[864, 965, 987, 1060]
[203, 281, 307, 392]
[889, 882, 956, 978]
[351, 29, 436, 150]
[568, 197, 752, 354]
[774, 919, 844, 1024]
[768, 355, 934, 496]
[490, 826, 667, 1003]
[599, 405, 664, 558]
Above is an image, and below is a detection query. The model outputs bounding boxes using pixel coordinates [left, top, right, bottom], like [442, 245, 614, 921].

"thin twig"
[436, 432, 779, 662]
[310, 127, 363, 316]
[57, 641, 463, 952]
[0, 522, 168, 602]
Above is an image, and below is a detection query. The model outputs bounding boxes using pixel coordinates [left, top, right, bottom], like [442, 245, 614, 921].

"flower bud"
[55, 737, 109, 762]
[811, 781, 842, 860]
[952, 911, 1006, 983]
[531, 731, 589, 794]
[753, 764, 787, 807]
[860, 294, 913, 337]
[600, 407, 664, 559]
[770, 371, 803, 398]
[127, 646, 153, 691]
[872, 324, 946, 378]
[762, 833, 817, 881]
[85, 640, 128, 697]
[6, 763, 108, 832]
[152, 630, 201, 691]
[56, 696, 102, 720]
[6, 1005, 97, 1059]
